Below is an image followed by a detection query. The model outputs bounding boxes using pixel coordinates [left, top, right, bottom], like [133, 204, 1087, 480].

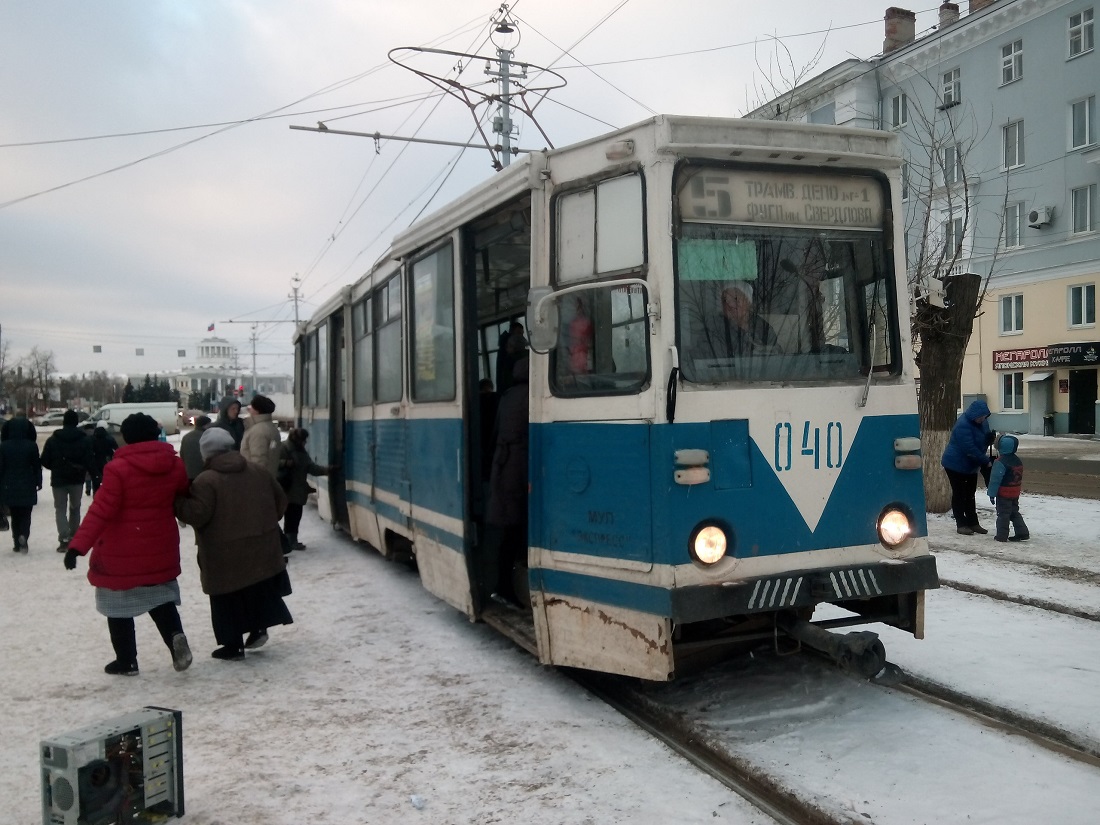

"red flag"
[207, 323, 215, 331]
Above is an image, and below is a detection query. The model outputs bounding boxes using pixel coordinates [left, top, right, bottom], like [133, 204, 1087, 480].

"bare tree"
[895, 75, 1008, 512]
[17, 347, 57, 413]
[743, 34, 829, 119]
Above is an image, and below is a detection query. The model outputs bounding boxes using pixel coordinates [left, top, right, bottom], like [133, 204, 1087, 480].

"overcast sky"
[0, 1, 947, 381]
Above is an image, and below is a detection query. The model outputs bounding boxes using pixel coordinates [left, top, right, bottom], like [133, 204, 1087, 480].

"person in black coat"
[480, 357, 529, 606]
[40, 410, 94, 551]
[0, 415, 42, 553]
[212, 397, 245, 450]
[88, 423, 117, 495]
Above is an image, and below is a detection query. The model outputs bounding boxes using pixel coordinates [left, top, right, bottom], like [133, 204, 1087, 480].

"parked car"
[33, 411, 69, 427]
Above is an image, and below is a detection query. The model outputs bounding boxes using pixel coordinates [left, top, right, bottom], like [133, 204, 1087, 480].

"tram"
[293, 115, 938, 681]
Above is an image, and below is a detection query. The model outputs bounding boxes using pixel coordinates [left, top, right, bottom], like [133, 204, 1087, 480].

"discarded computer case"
[41, 706, 183, 825]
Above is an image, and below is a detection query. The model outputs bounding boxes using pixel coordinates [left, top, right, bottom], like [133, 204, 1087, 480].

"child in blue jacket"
[987, 434, 1030, 543]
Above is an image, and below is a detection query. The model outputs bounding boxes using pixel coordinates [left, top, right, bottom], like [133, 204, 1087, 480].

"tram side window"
[556, 173, 645, 283]
[410, 243, 456, 402]
[302, 331, 317, 407]
[316, 322, 329, 405]
[552, 284, 650, 395]
[551, 173, 649, 395]
[375, 277, 402, 403]
[352, 296, 373, 406]
[301, 325, 328, 406]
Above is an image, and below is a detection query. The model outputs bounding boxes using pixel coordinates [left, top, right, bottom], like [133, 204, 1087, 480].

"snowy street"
[2, 433, 1098, 822]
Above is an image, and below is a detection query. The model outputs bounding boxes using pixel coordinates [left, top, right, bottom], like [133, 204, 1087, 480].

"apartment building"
[750, 0, 1099, 434]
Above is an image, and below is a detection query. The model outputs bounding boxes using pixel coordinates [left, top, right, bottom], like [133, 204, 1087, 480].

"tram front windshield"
[675, 168, 898, 385]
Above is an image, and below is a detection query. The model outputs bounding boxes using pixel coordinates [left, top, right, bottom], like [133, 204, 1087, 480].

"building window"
[901, 162, 910, 201]
[1069, 9, 1094, 57]
[890, 93, 908, 128]
[944, 215, 964, 254]
[942, 68, 961, 106]
[1071, 184, 1097, 233]
[1069, 283, 1096, 326]
[1001, 40, 1023, 84]
[1001, 371, 1024, 411]
[1003, 202, 1023, 248]
[1003, 120, 1025, 168]
[1000, 293, 1023, 334]
[1070, 96, 1096, 149]
[942, 144, 961, 185]
[809, 102, 835, 125]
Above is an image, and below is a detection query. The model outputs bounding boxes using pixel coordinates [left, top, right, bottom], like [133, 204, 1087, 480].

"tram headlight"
[878, 506, 912, 548]
[690, 523, 728, 565]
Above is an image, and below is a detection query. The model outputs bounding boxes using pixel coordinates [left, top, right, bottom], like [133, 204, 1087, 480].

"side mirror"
[526, 287, 560, 352]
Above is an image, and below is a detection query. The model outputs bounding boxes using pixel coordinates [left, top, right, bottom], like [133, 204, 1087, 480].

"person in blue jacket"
[940, 398, 995, 535]
[987, 433, 1029, 543]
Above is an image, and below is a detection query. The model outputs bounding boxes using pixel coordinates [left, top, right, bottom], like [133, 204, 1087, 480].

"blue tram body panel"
[531, 413, 926, 568]
[532, 422, 654, 566]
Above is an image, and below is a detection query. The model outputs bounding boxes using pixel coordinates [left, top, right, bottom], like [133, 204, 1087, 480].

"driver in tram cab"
[694, 280, 778, 359]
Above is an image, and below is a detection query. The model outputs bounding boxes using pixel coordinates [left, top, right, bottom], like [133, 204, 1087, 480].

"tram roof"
[387, 114, 900, 262]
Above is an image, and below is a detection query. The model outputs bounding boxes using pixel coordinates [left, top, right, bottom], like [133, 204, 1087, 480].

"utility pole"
[486, 5, 523, 168]
[250, 324, 258, 398]
[289, 276, 302, 327]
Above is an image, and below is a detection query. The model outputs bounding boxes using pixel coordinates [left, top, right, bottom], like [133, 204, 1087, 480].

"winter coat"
[90, 428, 116, 475]
[179, 426, 207, 480]
[0, 417, 42, 508]
[988, 434, 1024, 500]
[487, 360, 529, 526]
[175, 451, 288, 596]
[240, 413, 282, 477]
[941, 399, 993, 475]
[277, 440, 328, 506]
[68, 441, 190, 590]
[1, 415, 36, 442]
[41, 424, 94, 487]
[212, 397, 245, 449]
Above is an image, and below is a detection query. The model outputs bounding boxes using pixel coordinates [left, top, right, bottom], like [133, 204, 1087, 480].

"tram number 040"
[774, 421, 843, 471]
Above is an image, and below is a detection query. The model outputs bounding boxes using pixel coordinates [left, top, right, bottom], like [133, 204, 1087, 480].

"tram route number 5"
[774, 421, 843, 471]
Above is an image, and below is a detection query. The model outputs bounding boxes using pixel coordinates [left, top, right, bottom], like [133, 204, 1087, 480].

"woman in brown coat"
[175, 427, 291, 660]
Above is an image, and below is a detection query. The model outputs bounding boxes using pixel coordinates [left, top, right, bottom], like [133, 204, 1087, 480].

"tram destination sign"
[680, 168, 884, 229]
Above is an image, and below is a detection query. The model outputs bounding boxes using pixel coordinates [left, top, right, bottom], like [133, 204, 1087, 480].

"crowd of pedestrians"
[1, 395, 330, 677]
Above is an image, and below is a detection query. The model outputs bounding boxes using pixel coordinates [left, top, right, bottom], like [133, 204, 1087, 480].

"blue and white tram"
[294, 115, 938, 681]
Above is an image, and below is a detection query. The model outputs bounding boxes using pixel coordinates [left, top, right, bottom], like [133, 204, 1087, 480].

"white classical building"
[172, 337, 292, 410]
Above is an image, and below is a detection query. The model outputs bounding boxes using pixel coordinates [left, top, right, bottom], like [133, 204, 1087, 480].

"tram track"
[572, 671, 861, 825]
[879, 665, 1100, 766]
[575, 647, 1100, 824]
[939, 577, 1100, 622]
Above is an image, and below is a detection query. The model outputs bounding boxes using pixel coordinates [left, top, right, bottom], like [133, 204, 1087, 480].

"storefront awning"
[1026, 371, 1053, 382]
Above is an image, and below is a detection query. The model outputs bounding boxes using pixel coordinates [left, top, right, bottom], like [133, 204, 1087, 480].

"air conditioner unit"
[41, 707, 183, 825]
[1028, 206, 1053, 228]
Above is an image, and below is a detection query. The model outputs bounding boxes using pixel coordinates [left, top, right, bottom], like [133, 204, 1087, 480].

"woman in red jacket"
[65, 413, 192, 676]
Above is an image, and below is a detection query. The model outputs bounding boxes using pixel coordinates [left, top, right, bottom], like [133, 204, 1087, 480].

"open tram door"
[327, 307, 350, 531]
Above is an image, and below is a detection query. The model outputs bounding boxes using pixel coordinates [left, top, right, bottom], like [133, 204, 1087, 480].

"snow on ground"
[2, 433, 1098, 823]
[0, 466, 767, 824]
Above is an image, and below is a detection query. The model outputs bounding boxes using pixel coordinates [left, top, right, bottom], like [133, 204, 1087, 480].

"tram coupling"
[775, 613, 887, 679]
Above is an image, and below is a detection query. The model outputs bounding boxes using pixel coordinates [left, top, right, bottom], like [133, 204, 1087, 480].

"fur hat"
[120, 413, 160, 444]
[199, 427, 235, 461]
[249, 394, 276, 415]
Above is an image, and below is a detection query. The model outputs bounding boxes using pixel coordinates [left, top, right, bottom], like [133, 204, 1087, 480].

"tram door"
[327, 313, 350, 530]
